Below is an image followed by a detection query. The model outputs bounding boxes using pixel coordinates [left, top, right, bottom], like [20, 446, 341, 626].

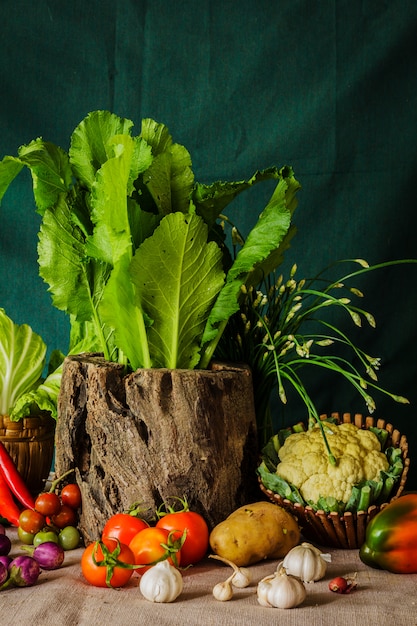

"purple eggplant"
[0, 534, 11, 556]
[32, 542, 65, 570]
[8, 555, 40, 587]
[0, 555, 12, 569]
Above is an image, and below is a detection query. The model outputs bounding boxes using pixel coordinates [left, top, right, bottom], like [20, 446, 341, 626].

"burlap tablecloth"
[1, 527, 416, 625]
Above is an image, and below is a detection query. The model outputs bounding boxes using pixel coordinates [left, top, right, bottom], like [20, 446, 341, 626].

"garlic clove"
[209, 553, 252, 589]
[230, 566, 252, 588]
[282, 541, 329, 583]
[213, 578, 234, 601]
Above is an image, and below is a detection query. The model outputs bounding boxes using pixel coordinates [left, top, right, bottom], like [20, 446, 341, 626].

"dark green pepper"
[359, 493, 417, 574]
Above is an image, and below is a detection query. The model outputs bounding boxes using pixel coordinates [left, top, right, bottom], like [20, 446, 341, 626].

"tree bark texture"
[55, 354, 259, 544]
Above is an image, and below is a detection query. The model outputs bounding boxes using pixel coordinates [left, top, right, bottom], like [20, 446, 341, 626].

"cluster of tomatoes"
[18, 482, 82, 551]
[81, 500, 210, 588]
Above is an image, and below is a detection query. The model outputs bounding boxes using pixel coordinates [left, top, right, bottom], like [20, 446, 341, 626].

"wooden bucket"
[0, 413, 56, 494]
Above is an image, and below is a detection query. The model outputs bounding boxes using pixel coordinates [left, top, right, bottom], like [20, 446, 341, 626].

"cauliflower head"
[276, 422, 389, 504]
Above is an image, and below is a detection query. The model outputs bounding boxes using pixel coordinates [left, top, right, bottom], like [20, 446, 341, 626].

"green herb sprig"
[216, 258, 414, 446]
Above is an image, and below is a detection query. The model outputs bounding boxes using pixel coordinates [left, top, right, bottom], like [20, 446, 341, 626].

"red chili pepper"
[0, 470, 21, 526]
[0, 441, 35, 510]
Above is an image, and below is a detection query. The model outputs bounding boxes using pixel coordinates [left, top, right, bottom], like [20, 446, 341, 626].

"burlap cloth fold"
[1, 528, 416, 625]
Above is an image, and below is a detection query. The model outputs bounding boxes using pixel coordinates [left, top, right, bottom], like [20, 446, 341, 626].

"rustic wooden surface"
[55, 354, 259, 543]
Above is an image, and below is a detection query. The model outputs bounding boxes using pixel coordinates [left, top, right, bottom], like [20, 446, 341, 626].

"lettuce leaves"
[0, 110, 300, 373]
[0, 308, 63, 420]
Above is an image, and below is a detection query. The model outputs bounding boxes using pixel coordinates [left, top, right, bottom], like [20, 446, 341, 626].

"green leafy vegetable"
[128, 211, 225, 369]
[0, 308, 46, 415]
[0, 110, 299, 372]
[0, 308, 62, 420]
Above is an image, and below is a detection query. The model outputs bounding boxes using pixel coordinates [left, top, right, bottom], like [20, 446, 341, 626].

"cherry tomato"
[60, 484, 82, 510]
[17, 526, 35, 545]
[102, 513, 149, 546]
[81, 538, 136, 588]
[58, 526, 81, 551]
[128, 527, 182, 573]
[34, 492, 62, 517]
[19, 509, 46, 535]
[51, 505, 77, 529]
[33, 529, 59, 546]
[156, 509, 209, 566]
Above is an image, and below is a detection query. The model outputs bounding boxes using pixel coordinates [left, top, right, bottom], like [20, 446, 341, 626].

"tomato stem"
[48, 469, 75, 494]
[157, 495, 190, 517]
[91, 540, 143, 588]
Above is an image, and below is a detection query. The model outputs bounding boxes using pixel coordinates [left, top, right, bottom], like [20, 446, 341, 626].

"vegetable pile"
[0, 520, 71, 591]
[0, 439, 82, 553]
[81, 497, 209, 592]
[258, 419, 404, 514]
[0, 458, 82, 591]
[17, 475, 82, 552]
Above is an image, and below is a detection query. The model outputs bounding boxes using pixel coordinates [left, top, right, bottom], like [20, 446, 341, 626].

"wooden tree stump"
[55, 354, 259, 544]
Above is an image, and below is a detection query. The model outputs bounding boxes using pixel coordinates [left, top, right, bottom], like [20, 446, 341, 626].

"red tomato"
[81, 538, 136, 588]
[34, 492, 62, 517]
[51, 504, 77, 529]
[129, 527, 182, 573]
[102, 513, 149, 546]
[60, 484, 82, 510]
[18, 509, 47, 535]
[156, 510, 209, 566]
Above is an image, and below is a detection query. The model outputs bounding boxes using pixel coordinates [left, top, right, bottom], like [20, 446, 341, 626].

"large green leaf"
[10, 350, 64, 420]
[0, 156, 24, 204]
[69, 110, 134, 189]
[17, 140, 73, 214]
[193, 166, 284, 227]
[0, 308, 46, 414]
[140, 119, 194, 215]
[129, 211, 225, 369]
[86, 134, 150, 266]
[141, 118, 173, 155]
[38, 194, 109, 325]
[99, 257, 152, 370]
[86, 134, 153, 265]
[200, 175, 295, 350]
[0, 140, 73, 215]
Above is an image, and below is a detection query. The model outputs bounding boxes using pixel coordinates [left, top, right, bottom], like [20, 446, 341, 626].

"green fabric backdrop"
[1, 1, 416, 486]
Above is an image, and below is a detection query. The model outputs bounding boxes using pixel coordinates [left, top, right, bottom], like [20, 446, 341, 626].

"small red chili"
[329, 575, 357, 593]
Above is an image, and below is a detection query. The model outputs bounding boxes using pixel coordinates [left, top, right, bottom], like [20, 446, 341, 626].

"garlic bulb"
[139, 561, 183, 603]
[282, 542, 330, 583]
[257, 564, 306, 609]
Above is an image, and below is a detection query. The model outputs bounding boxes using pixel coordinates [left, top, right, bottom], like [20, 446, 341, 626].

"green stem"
[199, 318, 228, 369]
[49, 468, 75, 493]
[276, 363, 337, 465]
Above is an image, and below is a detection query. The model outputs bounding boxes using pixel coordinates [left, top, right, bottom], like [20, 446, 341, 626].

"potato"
[209, 501, 300, 566]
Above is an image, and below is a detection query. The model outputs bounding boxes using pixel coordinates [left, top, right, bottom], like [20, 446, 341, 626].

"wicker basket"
[259, 412, 410, 549]
[0, 413, 56, 494]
